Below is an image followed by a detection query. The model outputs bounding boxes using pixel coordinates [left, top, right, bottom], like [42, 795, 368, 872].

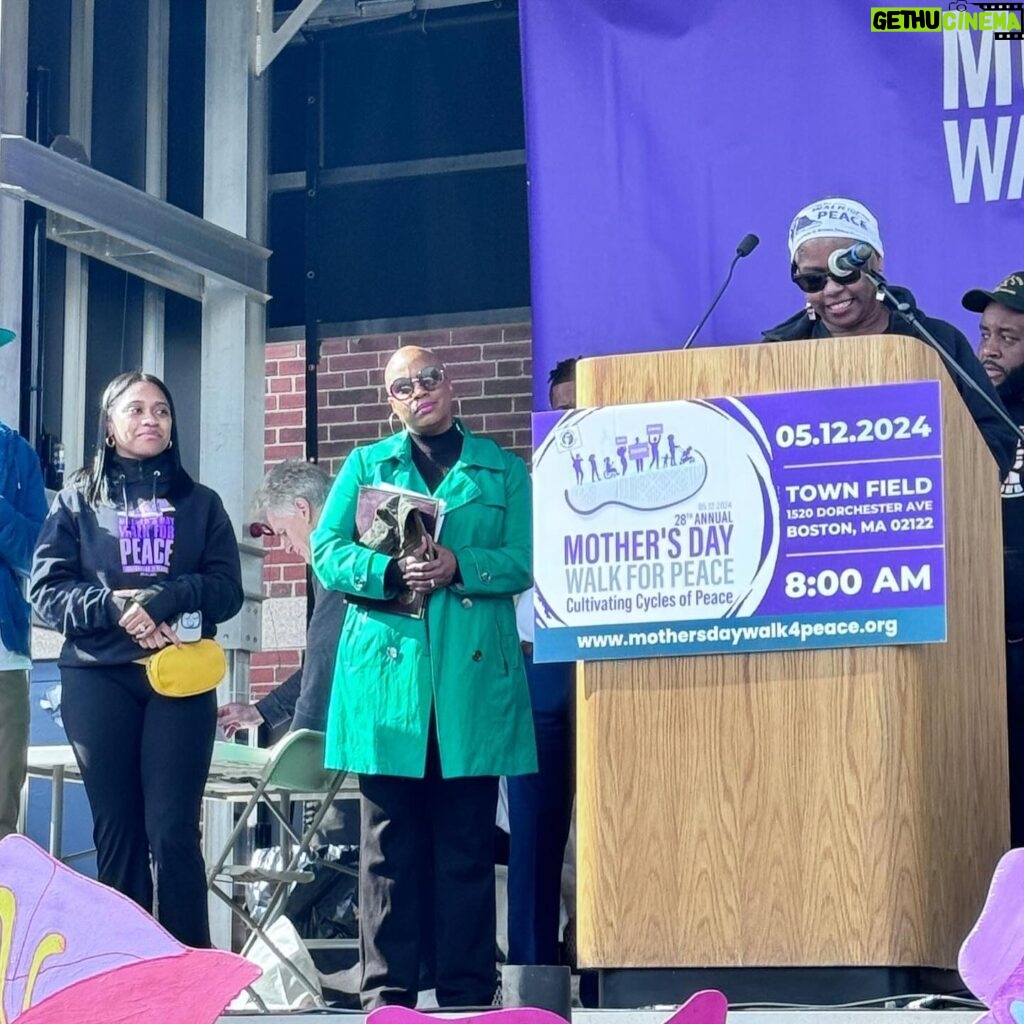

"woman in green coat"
[311, 345, 537, 1009]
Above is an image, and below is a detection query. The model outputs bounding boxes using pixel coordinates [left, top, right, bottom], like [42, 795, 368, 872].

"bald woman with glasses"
[311, 345, 537, 1009]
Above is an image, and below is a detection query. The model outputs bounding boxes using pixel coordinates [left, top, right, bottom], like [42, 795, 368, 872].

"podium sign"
[532, 380, 947, 662]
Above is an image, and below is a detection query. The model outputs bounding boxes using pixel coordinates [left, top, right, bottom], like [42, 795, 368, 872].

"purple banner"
[519, 0, 1024, 404]
[531, 380, 946, 661]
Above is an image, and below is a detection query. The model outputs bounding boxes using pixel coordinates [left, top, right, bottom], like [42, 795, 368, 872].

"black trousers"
[1008, 640, 1024, 847]
[507, 653, 574, 966]
[60, 662, 216, 947]
[358, 728, 499, 1009]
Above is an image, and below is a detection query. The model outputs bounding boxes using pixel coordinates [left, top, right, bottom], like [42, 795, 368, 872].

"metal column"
[61, 0, 94, 474]
[0, 0, 28, 426]
[203, 0, 266, 652]
[203, 0, 267, 951]
[141, 0, 169, 378]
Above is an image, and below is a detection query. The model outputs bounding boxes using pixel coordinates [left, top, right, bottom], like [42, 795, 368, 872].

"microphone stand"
[865, 268, 1024, 449]
[681, 249, 748, 351]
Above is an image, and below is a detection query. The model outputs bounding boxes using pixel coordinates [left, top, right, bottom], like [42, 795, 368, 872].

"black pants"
[60, 662, 216, 947]
[1008, 640, 1024, 846]
[507, 653, 574, 965]
[358, 729, 499, 1009]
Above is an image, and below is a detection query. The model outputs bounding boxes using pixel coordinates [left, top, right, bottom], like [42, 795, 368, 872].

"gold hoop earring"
[453, 394, 464, 422]
[166, 439, 173, 450]
[105, 435, 115, 448]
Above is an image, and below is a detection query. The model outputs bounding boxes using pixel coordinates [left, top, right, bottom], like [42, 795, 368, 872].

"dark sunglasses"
[792, 267, 862, 294]
[388, 365, 445, 400]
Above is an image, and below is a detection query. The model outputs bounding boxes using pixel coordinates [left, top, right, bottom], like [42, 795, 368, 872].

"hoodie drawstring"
[114, 466, 162, 512]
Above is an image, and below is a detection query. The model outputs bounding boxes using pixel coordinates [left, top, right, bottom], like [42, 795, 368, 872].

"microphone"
[827, 242, 875, 279]
[736, 233, 759, 258]
[680, 233, 760, 351]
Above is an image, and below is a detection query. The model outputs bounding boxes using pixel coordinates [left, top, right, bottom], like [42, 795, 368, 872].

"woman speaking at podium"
[763, 196, 1016, 476]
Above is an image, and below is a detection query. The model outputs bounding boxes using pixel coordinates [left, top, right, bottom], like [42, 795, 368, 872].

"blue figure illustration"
[650, 436, 661, 470]
[667, 434, 679, 465]
[603, 456, 618, 479]
[589, 453, 600, 482]
[617, 443, 628, 476]
[571, 451, 584, 485]
[662, 452, 670, 468]
[631, 436, 646, 474]
[680, 445, 694, 464]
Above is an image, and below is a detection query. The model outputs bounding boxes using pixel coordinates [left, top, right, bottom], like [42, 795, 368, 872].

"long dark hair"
[74, 371, 183, 505]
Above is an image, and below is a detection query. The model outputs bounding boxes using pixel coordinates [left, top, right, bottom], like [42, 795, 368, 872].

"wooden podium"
[574, 336, 1008, 979]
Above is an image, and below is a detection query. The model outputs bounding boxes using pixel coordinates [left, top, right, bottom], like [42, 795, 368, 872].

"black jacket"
[255, 578, 347, 733]
[30, 451, 244, 667]
[999, 372, 1024, 640]
[763, 285, 1018, 479]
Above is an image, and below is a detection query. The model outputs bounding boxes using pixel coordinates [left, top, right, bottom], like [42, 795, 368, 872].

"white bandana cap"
[787, 198, 884, 261]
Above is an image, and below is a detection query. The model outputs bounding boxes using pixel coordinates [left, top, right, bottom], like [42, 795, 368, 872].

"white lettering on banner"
[942, 31, 1024, 202]
[943, 116, 1024, 202]
[785, 482, 859, 502]
[942, 30, 1014, 110]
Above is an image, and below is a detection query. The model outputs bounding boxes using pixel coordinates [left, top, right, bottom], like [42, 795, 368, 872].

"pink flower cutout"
[0, 835, 259, 1023]
[368, 989, 727, 1024]
[960, 849, 1024, 1024]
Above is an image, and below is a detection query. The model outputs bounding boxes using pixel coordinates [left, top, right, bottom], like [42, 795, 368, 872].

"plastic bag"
[40, 684, 63, 729]
[230, 916, 322, 1012]
[246, 844, 359, 940]
[244, 846, 287, 917]
[283, 845, 359, 940]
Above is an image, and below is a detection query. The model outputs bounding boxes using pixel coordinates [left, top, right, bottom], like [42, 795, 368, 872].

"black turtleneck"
[381, 423, 464, 593]
[409, 422, 463, 494]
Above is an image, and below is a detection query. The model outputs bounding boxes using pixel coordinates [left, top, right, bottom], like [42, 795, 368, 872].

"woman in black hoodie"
[30, 371, 243, 947]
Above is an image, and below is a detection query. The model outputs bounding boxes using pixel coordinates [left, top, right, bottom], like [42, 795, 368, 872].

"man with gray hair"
[218, 459, 346, 736]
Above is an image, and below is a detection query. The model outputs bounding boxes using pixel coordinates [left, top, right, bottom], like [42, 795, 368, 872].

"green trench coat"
[311, 425, 538, 778]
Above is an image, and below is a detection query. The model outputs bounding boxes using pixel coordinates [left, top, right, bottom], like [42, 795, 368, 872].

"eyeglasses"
[388, 366, 445, 400]
[792, 267, 862, 294]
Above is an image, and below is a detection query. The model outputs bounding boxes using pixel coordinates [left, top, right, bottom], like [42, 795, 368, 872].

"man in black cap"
[963, 272, 1024, 844]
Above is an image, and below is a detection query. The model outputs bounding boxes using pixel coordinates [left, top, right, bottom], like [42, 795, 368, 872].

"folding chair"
[206, 729, 351, 1006]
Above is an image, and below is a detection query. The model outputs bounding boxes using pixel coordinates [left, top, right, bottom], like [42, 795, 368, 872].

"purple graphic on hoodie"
[118, 499, 175, 575]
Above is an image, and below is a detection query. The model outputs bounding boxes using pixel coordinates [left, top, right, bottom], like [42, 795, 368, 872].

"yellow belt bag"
[144, 638, 227, 697]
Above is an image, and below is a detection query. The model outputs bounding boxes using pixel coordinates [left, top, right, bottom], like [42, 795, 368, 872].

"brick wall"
[251, 324, 533, 696]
